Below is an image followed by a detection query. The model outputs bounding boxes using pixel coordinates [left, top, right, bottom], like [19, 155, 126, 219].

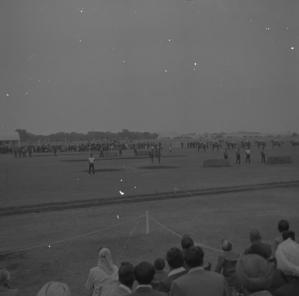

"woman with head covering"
[36, 282, 70, 296]
[85, 247, 118, 296]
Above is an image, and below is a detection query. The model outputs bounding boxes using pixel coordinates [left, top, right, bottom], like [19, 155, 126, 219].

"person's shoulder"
[206, 270, 225, 280]
[90, 266, 99, 272]
[89, 266, 106, 276]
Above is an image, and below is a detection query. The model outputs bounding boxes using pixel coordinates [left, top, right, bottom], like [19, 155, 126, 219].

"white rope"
[122, 217, 143, 256]
[0, 215, 144, 254]
[149, 215, 222, 253]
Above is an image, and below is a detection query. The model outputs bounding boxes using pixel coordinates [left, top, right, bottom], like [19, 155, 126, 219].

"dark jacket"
[158, 268, 187, 293]
[131, 286, 167, 296]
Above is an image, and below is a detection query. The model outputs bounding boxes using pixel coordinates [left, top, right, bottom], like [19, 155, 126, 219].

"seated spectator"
[85, 247, 118, 296]
[215, 240, 239, 289]
[159, 247, 187, 292]
[0, 269, 18, 296]
[105, 262, 135, 296]
[236, 254, 274, 296]
[273, 238, 299, 296]
[170, 246, 229, 296]
[245, 229, 272, 260]
[36, 281, 70, 296]
[273, 220, 290, 252]
[151, 258, 167, 290]
[130, 262, 166, 296]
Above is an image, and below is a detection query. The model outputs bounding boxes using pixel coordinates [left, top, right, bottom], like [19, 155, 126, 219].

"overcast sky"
[0, 0, 298, 134]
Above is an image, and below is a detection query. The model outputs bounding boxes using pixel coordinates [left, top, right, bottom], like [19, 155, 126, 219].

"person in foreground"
[106, 262, 135, 296]
[236, 254, 274, 296]
[130, 261, 167, 296]
[85, 247, 119, 296]
[151, 258, 168, 290]
[272, 238, 299, 296]
[215, 239, 240, 291]
[245, 230, 272, 260]
[36, 281, 70, 296]
[158, 247, 187, 293]
[170, 246, 229, 296]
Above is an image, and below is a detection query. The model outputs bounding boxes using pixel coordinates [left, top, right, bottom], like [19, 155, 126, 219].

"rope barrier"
[149, 215, 222, 253]
[121, 216, 144, 257]
[1, 212, 223, 256]
[0, 215, 144, 255]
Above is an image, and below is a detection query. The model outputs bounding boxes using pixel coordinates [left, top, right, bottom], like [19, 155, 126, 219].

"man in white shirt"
[88, 153, 96, 175]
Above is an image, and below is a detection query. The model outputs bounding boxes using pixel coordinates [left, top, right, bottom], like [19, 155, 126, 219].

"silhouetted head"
[181, 234, 194, 251]
[154, 258, 165, 271]
[249, 229, 262, 243]
[278, 220, 290, 233]
[134, 262, 155, 285]
[118, 262, 135, 289]
[221, 239, 232, 251]
[184, 246, 204, 269]
[166, 247, 184, 269]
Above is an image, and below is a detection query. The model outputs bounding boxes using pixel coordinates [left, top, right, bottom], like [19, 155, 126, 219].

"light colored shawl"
[97, 248, 117, 275]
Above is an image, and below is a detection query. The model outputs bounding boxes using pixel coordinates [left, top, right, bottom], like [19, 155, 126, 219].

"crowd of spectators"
[5, 142, 164, 158]
[1, 219, 298, 296]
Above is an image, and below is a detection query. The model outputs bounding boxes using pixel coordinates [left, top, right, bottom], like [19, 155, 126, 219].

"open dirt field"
[0, 145, 299, 295]
[1, 145, 299, 207]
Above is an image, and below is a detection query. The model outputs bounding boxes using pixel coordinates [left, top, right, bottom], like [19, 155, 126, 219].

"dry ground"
[0, 145, 299, 295]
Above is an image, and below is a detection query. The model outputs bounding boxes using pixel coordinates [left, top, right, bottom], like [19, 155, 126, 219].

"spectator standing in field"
[85, 248, 119, 296]
[36, 281, 70, 296]
[245, 148, 251, 164]
[273, 220, 290, 253]
[155, 144, 162, 164]
[170, 246, 229, 296]
[151, 258, 167, 290]
[245, 230, 272, 260]
[105, 262, 135, 296]
[130, 262, 167, 296]
[236, 149, 241, 164]
[149, 146, 154, 163]
[261, 149, 266, 164]
[159, 247, 187, 293]
[215, 240, 239, 290]
[273, 238, 299, 296]
[224, 149, 228, 160]
[0, 269, 18, 296]
[236, 254, 274, 296]
[88, 153, 96, 175]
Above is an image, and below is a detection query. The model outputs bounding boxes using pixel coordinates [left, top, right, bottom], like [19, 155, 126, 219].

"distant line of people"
[222, 148, 267, 165]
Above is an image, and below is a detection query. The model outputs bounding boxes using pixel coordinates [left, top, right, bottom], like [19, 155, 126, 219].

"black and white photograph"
[0, 0, 299, 295]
